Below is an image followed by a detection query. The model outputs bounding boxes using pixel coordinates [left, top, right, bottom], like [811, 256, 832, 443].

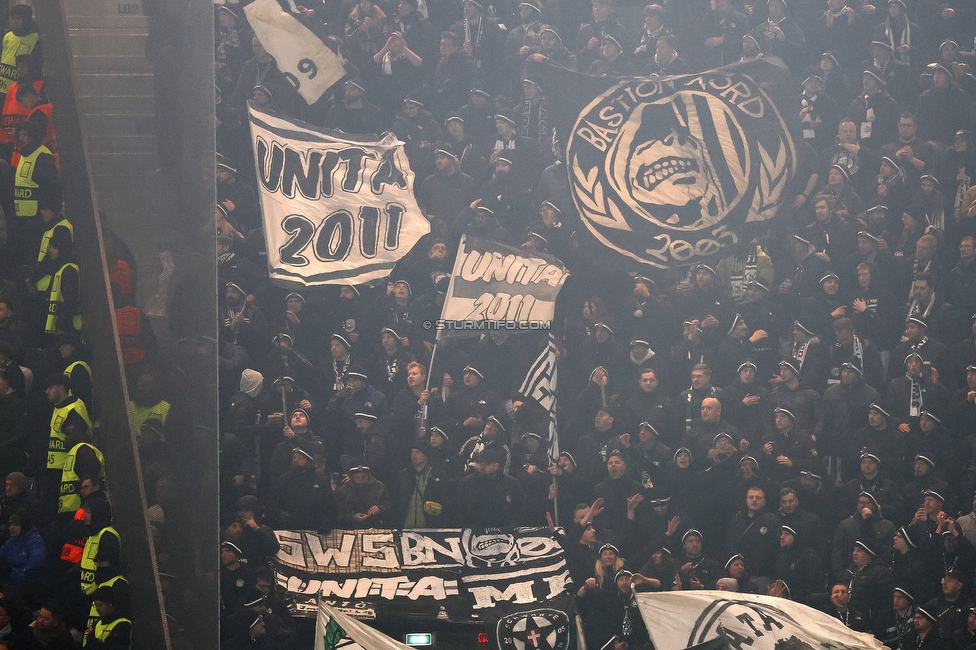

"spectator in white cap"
[418, 145, 478, 227]
[526, 25, 578, 71]
[335, 463, 390, 528]
[449, 0, 504, 75]
[586, 33, 637, 76]
[775, 523, 822, 602]
[367, 327, 417, 399]
[760, 407, 817, 482]
[890, 528, 933, 606]
[445, 364, 502, 440]
[831, 490, 896, 581]
[504, 1, 543, 76]
[902, 448, 957, 512]
[266, 445, 337, 532]
[514, 78, 553, 148]
[843, 445, 905, 519]
[459, 412, 512, 475]
[393, 95, 445, 175]
[848, 67, 900, 152]
[847, 538, 894, 630]
[574, 0, 627, 71]
[851, 404, 908, 480]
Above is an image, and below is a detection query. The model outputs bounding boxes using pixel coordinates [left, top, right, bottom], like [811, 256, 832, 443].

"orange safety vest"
[0, 79, 43, 145]
[27, 102, 57, 168]
[115, 306, 144, 365]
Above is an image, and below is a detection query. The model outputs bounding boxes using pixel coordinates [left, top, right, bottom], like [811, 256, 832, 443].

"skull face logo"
[463, 530, 518, 567]
[629, 127, 711, 209]
[606, 92, 749, 232]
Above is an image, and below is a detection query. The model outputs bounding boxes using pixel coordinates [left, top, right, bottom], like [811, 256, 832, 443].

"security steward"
[84, 585, 131, 649]
[5, 119, 59, 269]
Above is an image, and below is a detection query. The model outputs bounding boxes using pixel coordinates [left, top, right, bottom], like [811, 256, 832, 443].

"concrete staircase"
[61, 0, 181, 306]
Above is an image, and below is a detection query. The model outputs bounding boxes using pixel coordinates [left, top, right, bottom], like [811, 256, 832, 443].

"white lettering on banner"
[317, 577, 461, 600]
[249, 104, 429, 286]
[306, 532, 356, 569]
[543, 572, 571, 599]
[457, 250, 566, 287]
[361, 534, 398, 569]
[276, 530, 304, 567]
[515, 536, 563, 559]
[399, 532, 465, 567]
[469, 581, 537, 609]
[440, 236, 569, 336]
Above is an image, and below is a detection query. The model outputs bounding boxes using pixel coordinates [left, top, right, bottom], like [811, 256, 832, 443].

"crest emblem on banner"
[566, 72, 795, 269]
[496, 609, 571, 650]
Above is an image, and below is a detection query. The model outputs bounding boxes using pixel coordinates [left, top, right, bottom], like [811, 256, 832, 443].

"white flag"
[249, 103, 429, 286]
[636, 592, 885, 650]
[315, 602, 411, 650]
[244, 0, 346, 105]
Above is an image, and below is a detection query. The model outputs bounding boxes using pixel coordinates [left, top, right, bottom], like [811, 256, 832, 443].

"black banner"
[528, 59, 797, 270]
[273, 528, 573, 622]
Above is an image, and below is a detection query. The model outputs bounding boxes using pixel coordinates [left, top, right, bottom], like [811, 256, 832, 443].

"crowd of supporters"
[210, 0, 976, 646]
[0, 5, 137, 650]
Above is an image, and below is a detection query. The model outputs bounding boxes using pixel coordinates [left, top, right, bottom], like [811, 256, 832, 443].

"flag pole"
[549, 332, 559, 527]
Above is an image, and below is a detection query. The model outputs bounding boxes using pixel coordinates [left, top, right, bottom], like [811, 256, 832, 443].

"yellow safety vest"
[81, 525, 121, 595]
[131, 400, 171, 438]
[46, 262, 83, 334]
[13, 143, 51, 217]
[65, 360, 92, 388]
[48, 396, 91, 470]
[93, 616, 131, 647]
[59, 442, 105, 514]
[85, 574, 128, 644]
[35, 218, 73, 290]
[0, 31, 39, 93]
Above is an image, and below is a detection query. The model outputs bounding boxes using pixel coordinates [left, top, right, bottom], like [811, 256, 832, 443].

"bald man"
[682, 397, 742, 463]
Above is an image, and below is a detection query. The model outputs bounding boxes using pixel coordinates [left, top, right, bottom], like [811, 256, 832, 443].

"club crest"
[567, 71, 796, 269]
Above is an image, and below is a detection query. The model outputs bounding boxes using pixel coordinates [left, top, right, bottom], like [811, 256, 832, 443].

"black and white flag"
[438, 235, 568, 338]
[518, 333, 559, 460]
[636, 592, 884, 650]
[244, 0, 346, 105]
[527, 59, 797, 270]
[248, 102, 429, 286]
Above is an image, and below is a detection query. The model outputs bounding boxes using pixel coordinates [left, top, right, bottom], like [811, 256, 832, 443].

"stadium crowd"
[0, 4, 137, 650]
[216, 0, 976, 650]
[210, 0, 976, 646]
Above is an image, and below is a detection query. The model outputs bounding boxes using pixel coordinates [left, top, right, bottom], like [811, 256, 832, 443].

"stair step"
[77, 93, 156, 113]
[67, 31, 148, 58]
[70, 55, 152, 74]
[77, 73, 155, 96]
[84, 134, 159, 154]
[80, 112, 157, 136]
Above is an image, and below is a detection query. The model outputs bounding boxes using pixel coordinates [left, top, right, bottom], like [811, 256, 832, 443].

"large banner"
[272, 528, 573, 622]
[636, 592, 885, 650]
[528, 59, 797, 270]
[437, 235, 568, 338]
[243, 0, 346, 105]
[249, 103, 430, 285]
